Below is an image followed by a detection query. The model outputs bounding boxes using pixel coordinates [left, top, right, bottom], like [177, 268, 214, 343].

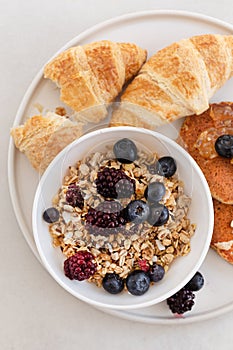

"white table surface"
[2, 0, 233, 349]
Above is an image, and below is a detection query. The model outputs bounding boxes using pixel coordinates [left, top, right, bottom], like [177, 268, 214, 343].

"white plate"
[8, 9, 233, 324]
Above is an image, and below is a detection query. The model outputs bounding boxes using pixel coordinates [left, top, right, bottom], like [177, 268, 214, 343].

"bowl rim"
[32, 126, 214, 310]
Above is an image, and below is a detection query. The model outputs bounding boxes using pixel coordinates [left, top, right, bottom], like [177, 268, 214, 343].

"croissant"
[11, 112, 83, 173]
[110, 34, 233, 129]
[44, 40, 147, 123]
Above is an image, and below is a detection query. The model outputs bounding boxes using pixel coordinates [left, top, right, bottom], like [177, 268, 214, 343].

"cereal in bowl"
[43, 138, 196, 296]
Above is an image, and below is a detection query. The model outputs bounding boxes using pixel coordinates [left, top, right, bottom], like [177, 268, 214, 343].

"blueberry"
[102, 273, 124, 294]
[126, 200, 150, 224]
[144, 182, 166, 203]
[43, 207, 59, 223]
[113, 138, 137, 164]
[184, 271, 204, 292]
[126, 270, 150, 296]
[215, 134, 233, 158]
[148, 263, 165, 282]
[157, 156, 177, 178]
[147, 203, 169, 226]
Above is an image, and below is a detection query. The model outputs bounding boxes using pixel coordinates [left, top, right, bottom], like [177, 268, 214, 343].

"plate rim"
[8, 9, 233, 324]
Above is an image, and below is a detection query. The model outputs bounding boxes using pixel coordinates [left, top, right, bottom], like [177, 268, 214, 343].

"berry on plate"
[144, 181, 166, 203]
[125, 200, 150, 224]
[64, 251, 97, 281]
[66, 183, 84, 209]
[113, 138, 137, 164]
[184, 271, 204, 292]
[167, 288, 195, 314]
[147, 203, 169, 226]
[126, 270, 150, 296]
[95, 167, 135, 199]
[148, 263, 165, 282]
[157, 156, 177, 178]
[102, 273, 124, 294]
[215, 134, 233, 158]
[43, 207, 59, 223]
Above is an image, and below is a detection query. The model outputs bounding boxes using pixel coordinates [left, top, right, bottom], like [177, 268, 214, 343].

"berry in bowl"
[32, 126, 213, 310]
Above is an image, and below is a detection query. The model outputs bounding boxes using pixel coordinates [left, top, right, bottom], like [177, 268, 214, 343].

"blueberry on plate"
[126, 270, 150, 296]
[148, 263, 165, 282]
[43, 207, 59, 223]
[157, 156, 177, 178]
[215, 134, 233, 158]
[125, 200, 150, 224]
[184, 271, 204, 292]
[113, 138, 137, 164]
[144, 181, 166, 203]
[102, 273, 124, 294]
[147, 203, 169, 226]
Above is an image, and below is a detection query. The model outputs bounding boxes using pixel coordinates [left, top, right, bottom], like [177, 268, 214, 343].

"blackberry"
[95, 167, 135, 199]
[85, 200, 126, 235]
[167, 288, 195, 314]
[64, 251, 97, 281]
[66, 183, 84, 209]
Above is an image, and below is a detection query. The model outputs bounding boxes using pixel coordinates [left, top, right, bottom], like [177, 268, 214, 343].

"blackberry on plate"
[85, 200, 126, 235]
[102, 273, 124, 294]
[184, 271, 204, 292]
[148, 263, 165, 282]
[167, 288, 195, 314]
[95, 167, 135, 199]
[113, 138, 138, 164]
[215, 134, 233, 158]
[43, 207, 59, 223]
[125, 200, 150, 224]
[147, 203, 169, 226]
[66, 183, 84, 209]
[64, 251, 97, 281]
[126, 270, 151, 296]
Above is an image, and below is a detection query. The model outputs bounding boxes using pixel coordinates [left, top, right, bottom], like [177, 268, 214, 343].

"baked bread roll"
[110, 34, 233, 129]
[11, 112, 83, 173]
[178, 102, 233, 204]
[211, 199, 233, 264]
[44, 41, 147, 123]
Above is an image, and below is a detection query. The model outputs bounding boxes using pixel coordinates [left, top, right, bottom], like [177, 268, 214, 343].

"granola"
[48, 144, 196, 290]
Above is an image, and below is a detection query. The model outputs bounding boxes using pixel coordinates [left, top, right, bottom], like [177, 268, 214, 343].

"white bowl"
[32, 126, 214, 310]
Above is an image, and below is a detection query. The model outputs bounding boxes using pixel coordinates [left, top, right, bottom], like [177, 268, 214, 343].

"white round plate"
[8, 10, 233, 324]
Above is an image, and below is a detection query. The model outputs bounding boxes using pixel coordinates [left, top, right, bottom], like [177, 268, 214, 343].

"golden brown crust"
[110, 34, 233, 129]
[11, 113, 83, 173]
[44, 41, 147, 123]
[179, 102, 233, 204]
[211, 199, 233, 264]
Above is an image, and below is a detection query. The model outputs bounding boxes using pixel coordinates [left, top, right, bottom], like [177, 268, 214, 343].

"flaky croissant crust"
[44, 40, 147, 122]
[110, 34, 233, 129]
